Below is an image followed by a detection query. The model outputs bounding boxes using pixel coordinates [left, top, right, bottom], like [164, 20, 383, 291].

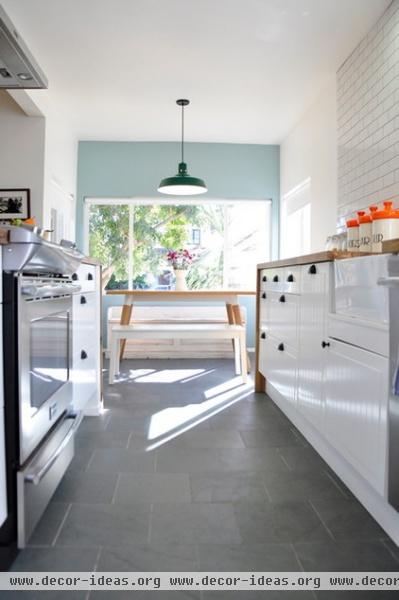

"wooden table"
[106, 289, 255, 365]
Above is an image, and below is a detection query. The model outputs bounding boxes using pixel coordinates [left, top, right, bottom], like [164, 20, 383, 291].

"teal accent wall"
[76, 141, 280, 348]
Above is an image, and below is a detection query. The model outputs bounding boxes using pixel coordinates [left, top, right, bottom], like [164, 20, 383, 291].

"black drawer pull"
[308, 264, 317, 275]
[81, 350, 88, 360]
[262, 275, 267, 282]
[87, 273, 94, 280]
[321, 341, 330, 348]
[72, 273, 78, 281]
[273, 275, 279, 282]
[279, 295, 286, 303]
[262, 292, 266, 299]
[287, 274, 294, 282]
[277, 343, 284, 351]
[80, 296, 87, 304]
[261, 332, 266, 339]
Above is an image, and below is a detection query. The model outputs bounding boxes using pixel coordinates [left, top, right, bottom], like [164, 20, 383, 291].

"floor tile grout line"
[85, 449, 97, 471]
[126, 431, 133, 450]
[276, 450, 293, 472]
[52, 503, 72, 546]
[290, 541, 305, 572]
[111, 473, 122, 504]
[93, 546, 102, 572]
[308, 499, 336, 541]
[154, 450, 158, 473]
[147, 503, 154, 544]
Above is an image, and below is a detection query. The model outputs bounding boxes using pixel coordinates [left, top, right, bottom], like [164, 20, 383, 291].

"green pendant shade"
[158, 161, 207, 195]
[158, 99, 207, 196]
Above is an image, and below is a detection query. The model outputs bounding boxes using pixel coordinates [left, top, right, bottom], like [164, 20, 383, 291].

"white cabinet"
[72, 262, 102, 415]
[297, 262, 331, 430]
[324, 338, 388, 495]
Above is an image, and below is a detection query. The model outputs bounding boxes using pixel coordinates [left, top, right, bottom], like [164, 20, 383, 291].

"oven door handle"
[24, 411, 84, 485]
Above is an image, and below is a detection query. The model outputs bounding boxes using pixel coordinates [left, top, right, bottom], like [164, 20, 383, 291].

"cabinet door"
[324, 339, 388, 495]
[297, 262, 331, 429]
[72, 292, 98, 411]
[261, 334, 297, 408]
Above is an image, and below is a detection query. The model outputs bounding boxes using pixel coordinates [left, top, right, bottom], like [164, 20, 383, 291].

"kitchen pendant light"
[158, 99, 207, 195]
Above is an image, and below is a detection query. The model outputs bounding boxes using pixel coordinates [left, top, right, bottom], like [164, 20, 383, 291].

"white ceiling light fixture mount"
[158, 99, 207, 196]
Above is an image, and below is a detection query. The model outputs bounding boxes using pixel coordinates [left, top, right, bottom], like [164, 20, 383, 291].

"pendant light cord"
[181, 103, 184, 163]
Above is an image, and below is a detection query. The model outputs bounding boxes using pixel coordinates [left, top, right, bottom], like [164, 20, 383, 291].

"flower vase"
[174, 269, 188, 291]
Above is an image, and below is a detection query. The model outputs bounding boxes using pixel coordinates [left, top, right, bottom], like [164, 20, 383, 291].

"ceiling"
[1, 0, 392, 144]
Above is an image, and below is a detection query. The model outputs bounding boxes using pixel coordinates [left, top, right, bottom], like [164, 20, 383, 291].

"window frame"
[83, 196, 272, 290]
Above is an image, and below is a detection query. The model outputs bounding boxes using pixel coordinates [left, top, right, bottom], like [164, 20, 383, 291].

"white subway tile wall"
[337, 0, 399, 227]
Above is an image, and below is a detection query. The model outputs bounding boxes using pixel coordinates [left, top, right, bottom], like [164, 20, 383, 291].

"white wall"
[280, 78, 338, 253]
[0, 90, 45, 221]
[337, 0, 399, 225]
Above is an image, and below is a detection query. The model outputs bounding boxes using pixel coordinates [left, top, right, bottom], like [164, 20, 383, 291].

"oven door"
[18, 292, 73, 465]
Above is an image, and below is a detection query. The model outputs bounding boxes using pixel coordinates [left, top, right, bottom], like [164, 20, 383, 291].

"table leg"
[231, 304, 251, 373]
[119, 300, 133, 360]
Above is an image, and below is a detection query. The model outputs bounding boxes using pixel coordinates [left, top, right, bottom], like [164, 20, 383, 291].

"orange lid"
[346, 218, 359, 228]
[373, 202, 394, 220]
[358, 210, 372, 224]
[369, 205, 378, 213]
[390, 209, 399, 219]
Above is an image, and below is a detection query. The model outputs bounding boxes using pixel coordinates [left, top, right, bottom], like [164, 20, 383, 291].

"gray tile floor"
[7, 359, 399, 599]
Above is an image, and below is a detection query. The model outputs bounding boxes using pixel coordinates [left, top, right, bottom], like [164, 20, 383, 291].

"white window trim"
[83, 196, 272, 254]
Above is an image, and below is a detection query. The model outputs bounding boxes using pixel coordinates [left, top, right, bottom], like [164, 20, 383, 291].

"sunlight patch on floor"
[134, 369, 206, 383]
[146, 387, 253, 451]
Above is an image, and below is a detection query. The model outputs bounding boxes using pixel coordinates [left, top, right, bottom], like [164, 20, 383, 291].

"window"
[84, 199, 271, 290]
[280, 178, 311, 259]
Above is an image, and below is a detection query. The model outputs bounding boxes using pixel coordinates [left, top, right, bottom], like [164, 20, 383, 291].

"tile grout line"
[308, 499, 335, 541]
[111, 473, 122, 504]
[52, 503, 72, 546]
[147, 503, 154, 544]
[85, 449, 97, 471]
[276, 450, 293, 472]
[126, 431, 133, 450]
[154, 451, 158, 473]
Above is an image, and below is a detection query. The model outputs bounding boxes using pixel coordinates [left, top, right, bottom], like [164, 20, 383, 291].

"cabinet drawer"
[269, 292, 299, 349]
[73, 264, 96, 292]
[72, 339, 97, 407]
[261, 268, 285, 292]
[259, 333, 297, 407]
[283, 266, 300, 294]
[73, 292, 97, 343]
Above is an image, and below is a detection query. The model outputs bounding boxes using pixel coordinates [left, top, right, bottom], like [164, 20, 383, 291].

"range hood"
[0, 5, 47, 89]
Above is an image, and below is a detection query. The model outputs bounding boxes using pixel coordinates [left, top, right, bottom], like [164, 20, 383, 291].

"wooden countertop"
[257, 249, 388, 270]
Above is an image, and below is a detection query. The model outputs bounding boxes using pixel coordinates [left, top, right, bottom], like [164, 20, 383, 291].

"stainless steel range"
[0, 226, 84, 552]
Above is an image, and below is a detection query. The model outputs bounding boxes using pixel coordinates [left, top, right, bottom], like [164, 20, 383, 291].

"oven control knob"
[72, 273, 78, 281]
[81, 350, 88, 360]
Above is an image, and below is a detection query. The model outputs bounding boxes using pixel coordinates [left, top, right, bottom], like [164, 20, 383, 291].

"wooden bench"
[108, 323, 248, 384]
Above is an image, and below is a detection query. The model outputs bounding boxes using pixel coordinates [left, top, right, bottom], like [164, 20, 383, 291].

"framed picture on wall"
[0, 189, 31, 220]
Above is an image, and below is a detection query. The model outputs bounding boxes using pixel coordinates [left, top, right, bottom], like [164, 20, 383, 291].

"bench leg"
[239, 333, 248, 383]
[109, 335, 119, 384]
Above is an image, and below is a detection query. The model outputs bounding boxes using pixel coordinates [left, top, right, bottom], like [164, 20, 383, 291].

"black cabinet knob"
[261, 332, 266, 339]
[80, 295, 87, 304]
[273, 275, 279, 282]
[262, 292, 266, 299]
[262, 276, 267, 282]
[277, 343, 284, 351]
[72, 273, 78, 281]
[287, 274, 294, 282]
[87, 273, 93, 280]
[308, 264, 317, 275]
[81, 350, 88, 360]
[279, 294, 286, 303]
[321, 341, 330, 348]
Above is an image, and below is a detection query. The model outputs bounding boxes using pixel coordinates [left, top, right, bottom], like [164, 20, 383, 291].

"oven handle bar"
[24, 411, 84, 485]
[21, 283, 82, 297]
